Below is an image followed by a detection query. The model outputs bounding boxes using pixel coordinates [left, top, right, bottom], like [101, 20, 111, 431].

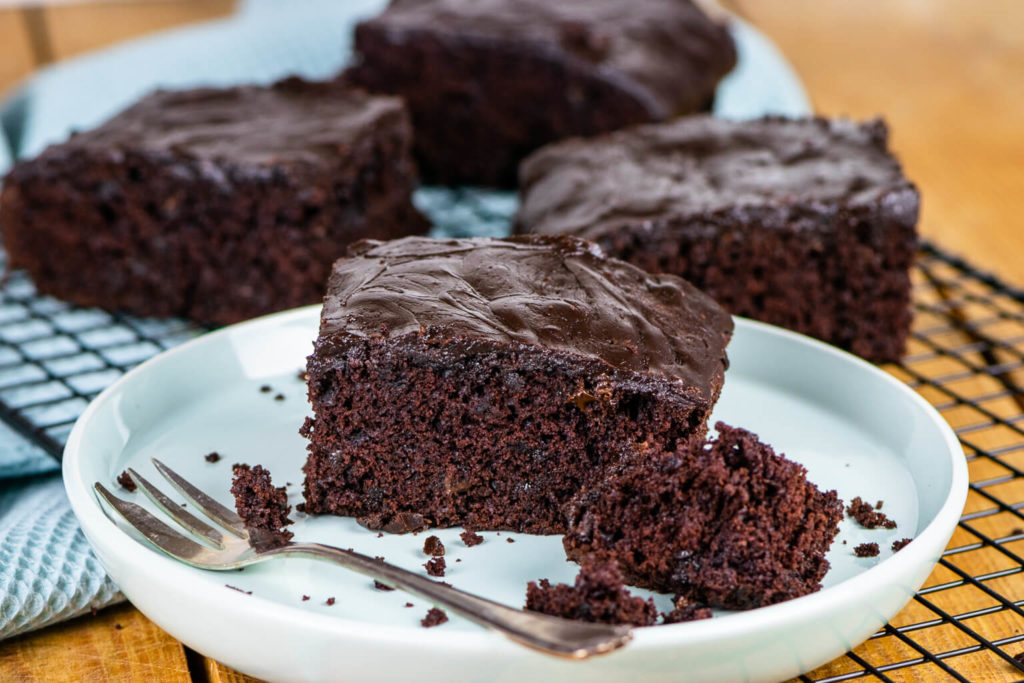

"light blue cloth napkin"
[0, 137, 9, 175]
[0, 474, 121, 639]
[0, 0, 810, 640]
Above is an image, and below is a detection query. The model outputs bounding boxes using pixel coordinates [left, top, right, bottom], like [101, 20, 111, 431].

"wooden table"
[1, 1, 1023, 681]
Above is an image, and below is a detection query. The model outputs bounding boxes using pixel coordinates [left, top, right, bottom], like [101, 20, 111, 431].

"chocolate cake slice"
[563, 423, 843, 610]
[517, 116, 919, 362]
[0, 77, 427, 325]
[344, 0, 736, 187]
[301, 235, 732, 534]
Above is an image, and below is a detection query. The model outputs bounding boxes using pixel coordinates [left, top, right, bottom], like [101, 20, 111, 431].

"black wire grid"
[1, 235, 1023, 681]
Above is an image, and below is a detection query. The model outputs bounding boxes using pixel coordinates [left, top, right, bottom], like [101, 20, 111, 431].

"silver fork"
[94, 458, 632, 660]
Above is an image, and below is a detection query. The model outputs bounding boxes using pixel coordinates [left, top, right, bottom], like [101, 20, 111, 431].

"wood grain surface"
[0, 1, 1022, 681]
[0, 603, 190, 681]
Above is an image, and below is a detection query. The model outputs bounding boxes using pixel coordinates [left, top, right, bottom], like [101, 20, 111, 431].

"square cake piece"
[0, 77, 427, 325]
[344, 0, 736, 187]
[301, 235, 733, 534]
[517, 116, 920, 362]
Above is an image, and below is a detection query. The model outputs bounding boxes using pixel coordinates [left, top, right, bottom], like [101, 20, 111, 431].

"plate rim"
[62, 306, 968, 655]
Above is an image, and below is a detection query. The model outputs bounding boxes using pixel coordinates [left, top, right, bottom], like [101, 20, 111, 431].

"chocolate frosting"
[357, 0, 736, 118]
[46, 77, 406, 172]
[518, 116, 919, 240]
[319, 235, 732, 395]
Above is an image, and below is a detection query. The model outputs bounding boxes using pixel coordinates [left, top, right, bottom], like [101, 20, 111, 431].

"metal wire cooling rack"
[1, 233, 1023, 681]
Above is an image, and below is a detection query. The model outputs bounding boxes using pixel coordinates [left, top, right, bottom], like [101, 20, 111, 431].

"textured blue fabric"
[0, 474, 121, 639]
[0, 138, 9, 175]
[0, 0, 809, 641]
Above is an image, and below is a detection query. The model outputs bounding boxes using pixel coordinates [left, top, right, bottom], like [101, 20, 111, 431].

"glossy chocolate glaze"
[353, 0, 736, 119]
[518, 116, 919, 241]
[317, 235, 732, 397]
[16, 78, 406, 179]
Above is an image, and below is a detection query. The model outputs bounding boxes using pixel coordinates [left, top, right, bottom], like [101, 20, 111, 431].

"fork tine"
[152, 458, 247, 537]
[95, 483, 211, 562]
[127, 468, 225, 548]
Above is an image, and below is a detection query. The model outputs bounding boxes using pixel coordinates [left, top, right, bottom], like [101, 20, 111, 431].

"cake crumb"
[374, 580, 395, 591]
[506, 537, 515, 543]
[421, 607, 448, 628]
[274, 393, 285, 401]
[302, 595, 310, 601]
[854, 542, 880, 558]
[405, 602, 414, 608]
[296, 369, 307, 381]
[455, 558, 461, 563]
[326, 597, 335, 606]
[891, 538, 913, 552]
[204, 451, 221, 463]
[116, 470, 136, 492]
[225, 585, 252, 595]
[230, 464, 294, 543]
[357, 511, 427, 534]
[662, 596, 712, 624]
[423, 535, 445, 556]
[259, 385, 272, 393]
[377, 532, 384, 539]
[425, 557, 446, 577]
[525, 560, 657, 627]
[875, 500, 884, 510]
[847, 496, 897, 529]
[460, 530, 484, 547]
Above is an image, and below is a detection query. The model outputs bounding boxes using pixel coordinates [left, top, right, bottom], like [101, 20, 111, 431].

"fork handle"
[263, 541, 632, 659]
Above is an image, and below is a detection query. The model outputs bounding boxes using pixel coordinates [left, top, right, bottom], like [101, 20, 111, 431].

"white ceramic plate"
[64, 309, 967, 683]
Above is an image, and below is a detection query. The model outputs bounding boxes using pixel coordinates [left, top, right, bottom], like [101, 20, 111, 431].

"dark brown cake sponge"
[563, 423, 842, 610]
[525, 560, 657, 627]
[663, 596, 712, 624]
[424, 557, 446, 577]
[460, 530, 484, 547]
[847, 496, 898, 530]
[116, 470, 136, 492]
[231, 464, 294, 543]
[891, 538, 912, 552]
[421, 607, 448, 628]
[854, 542, 880, 558]
[301, 235, 732, 534]
[423, 536, 445, 557]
